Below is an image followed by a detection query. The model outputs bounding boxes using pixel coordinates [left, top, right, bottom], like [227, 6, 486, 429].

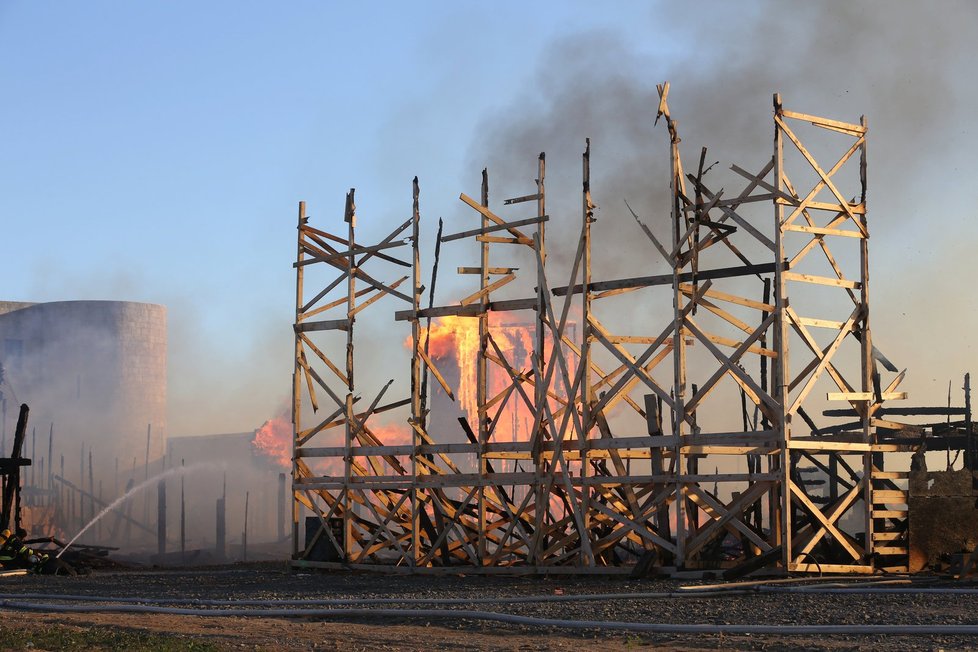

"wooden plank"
[605, 335, 680, 345]
[393, 296, 538, 321]
[503, 192, 542, 205]
[681, 430, 776, 444]
[874, 546, 908, 555]
[870, 444, 914, 453]
[459, 192, 531, 240]
[301, 239, 409, 265]
[872, 490, 907, 504]
[788, 563, 874, 574]
[783, 223, 863, 238]
[457, 267, 517, 275]
[441, 216, 548, 243]
[781, 109, 866, 135]
[783, 271, 860, 289]
[459, 273, 516, 306]
[797, 317, 844, 329]
[416, 344, 456, 401]
[678, 283, 774, 313]
[873, 531, 906, 541]
[871, 418, 922, 433]
[351, 275, 409, 316]
[777, 199, 866, 215]
[553, 262, 779, 297]
[681, 445, 780, 455]
[691, 328, 777, 358]
[786, 440, 871, 452]
[476, 235, 534, 245]
[827, 392, 907, 401]
[294, 318, 349, 332]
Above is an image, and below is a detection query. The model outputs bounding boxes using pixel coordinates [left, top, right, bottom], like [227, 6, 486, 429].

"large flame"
[253, 408, 292, 468]
[415, 315, 540, 441]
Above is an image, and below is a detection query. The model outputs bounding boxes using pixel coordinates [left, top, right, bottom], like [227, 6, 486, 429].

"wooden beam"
[553, 262, 780, 297]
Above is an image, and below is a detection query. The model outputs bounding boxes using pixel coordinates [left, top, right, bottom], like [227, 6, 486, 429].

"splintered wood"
[289, 83, 915, 576]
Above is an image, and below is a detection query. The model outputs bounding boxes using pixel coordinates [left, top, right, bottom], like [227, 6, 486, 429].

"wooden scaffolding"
[289, 83, 915, 575]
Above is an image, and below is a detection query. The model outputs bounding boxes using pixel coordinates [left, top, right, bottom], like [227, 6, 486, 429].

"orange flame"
[253, 408, 292, 468]
[414, 315, 543, 441]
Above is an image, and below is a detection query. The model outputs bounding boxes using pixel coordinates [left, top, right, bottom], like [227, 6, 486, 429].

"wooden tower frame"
[289, 83, 911, 575]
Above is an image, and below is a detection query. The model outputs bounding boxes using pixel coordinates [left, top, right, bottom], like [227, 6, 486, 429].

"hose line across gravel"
[5, 595, 978, 637]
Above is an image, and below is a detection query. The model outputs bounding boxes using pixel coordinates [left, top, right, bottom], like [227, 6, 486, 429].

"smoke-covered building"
[0, 300, 167, 475]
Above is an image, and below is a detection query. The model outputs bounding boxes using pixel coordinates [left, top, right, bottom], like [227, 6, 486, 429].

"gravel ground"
[0, 564, 976, 650]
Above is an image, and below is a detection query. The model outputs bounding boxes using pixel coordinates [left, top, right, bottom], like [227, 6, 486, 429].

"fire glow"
[253, 409, 291, 468]
[254, 315, 561, 468]
[253, 407, 414, 472]
[417, 315, 550, 442]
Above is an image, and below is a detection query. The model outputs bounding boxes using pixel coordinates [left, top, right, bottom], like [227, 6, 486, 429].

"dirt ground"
[0, 564, 976, 650]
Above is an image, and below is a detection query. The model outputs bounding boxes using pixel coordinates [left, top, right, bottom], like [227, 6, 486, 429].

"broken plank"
[441, 216, 548, 243]
[553, 262, 779, 297]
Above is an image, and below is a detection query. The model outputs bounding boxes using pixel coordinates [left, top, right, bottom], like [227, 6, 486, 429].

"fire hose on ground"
[3, 582, 978, 636]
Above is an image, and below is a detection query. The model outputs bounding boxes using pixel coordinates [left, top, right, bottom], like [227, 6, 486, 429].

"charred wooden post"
[215, 496, 226, 561]
[0, 404, 30, 533]
[965, 373, 973, 470]
[290, 200, 305, 560]
[277, 471, 286, 543]
[157, 476, 166, 556]
[242, 491, 249, 562]
[181, 460, 187, 559]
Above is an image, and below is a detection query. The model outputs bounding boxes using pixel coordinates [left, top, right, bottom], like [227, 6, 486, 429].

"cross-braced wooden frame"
[290, 83, 913, 575]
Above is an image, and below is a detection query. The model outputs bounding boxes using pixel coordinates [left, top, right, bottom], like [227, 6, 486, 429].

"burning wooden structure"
[289, 84, 963, 575]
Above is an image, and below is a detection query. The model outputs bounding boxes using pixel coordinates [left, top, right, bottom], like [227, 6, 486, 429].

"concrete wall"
[0, 300, 166, 477]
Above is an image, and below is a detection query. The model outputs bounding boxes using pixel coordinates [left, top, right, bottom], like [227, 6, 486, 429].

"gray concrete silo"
[0, 300, 166, 479]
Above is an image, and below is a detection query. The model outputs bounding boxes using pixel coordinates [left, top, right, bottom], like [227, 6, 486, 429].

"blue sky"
[1, 2, 976, 435]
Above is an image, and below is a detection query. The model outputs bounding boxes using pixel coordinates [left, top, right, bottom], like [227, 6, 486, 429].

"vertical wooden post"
[477, 170, 489, 566]
[48, 425, 54, 492]
[859, 113, 874, 564]
[88, 448, 94, 524]
[277, 471, 286, 543]
[410, 177, 422, 567]
[143, 425, 151, 526]
[181, 459, 186, 559]
[242, 491, 250, 562]
[966, 373, 973, 470]
[292, 200, 306, 560]
[772, 92, 789, 566]
[215, 495, 226, 560]
[580, 139, 594, 564]
[531, 152, 546, 564]
[97, 480, 102, 541]
[157, 476, 166, 556]
[667, 100, 689, 567]
[343, 189, 357, 562]
[80, 442, 85, 521]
